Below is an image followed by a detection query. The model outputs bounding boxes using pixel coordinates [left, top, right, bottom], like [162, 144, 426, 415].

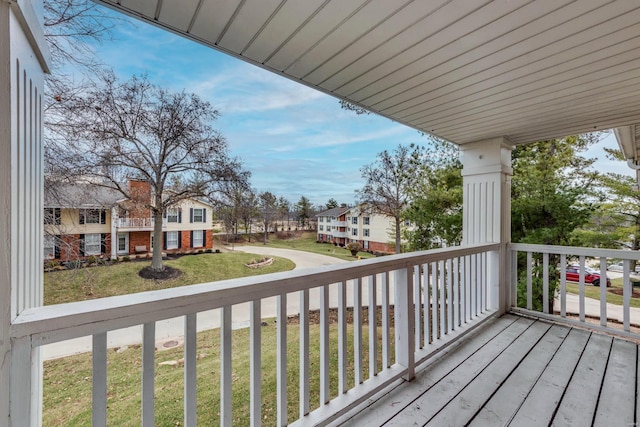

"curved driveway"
[43, 246, 347, 359]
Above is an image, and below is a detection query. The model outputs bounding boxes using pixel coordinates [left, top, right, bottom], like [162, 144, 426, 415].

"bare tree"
[51, 73, 246, 272]
[356, 144, 420, 254]
[258, 192, 278, 245]
[277, 196, 290, 231]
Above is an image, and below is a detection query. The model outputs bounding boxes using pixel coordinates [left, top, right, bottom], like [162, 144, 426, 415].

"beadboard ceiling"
[96, 0, 640, 150]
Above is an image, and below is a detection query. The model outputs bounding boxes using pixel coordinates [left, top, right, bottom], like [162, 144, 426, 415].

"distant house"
[44, 179, 214, 261]
[315, 205, 400, 253]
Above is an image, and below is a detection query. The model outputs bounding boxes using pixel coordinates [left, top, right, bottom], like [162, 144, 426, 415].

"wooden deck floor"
[339, 313, 638, 427]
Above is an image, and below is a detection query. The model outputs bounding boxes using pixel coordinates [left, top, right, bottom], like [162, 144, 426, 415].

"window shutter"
[163, 209, 167, 219]
[101, 233, 107, 254]
[79, 234, 85, 256]
[178, 209, 182, 223]
[55, 241, 60, 259]
[190, 231, 193, 248]
[203, 230, 207, 247]
[203, 209, 206, 223]
[178, 231, 182, 249]
[54, 208, 61, 225]
[101, 210, 106, 224]
[163, 232, 167, 250]
[79, 210, 85, 225]
[190, 208, 193, 223]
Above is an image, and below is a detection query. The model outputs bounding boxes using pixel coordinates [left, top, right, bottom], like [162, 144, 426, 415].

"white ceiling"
[96, 0, 640, 149]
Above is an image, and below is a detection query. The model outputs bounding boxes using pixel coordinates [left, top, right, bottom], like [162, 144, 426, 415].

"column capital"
[460, 136, 514, 177]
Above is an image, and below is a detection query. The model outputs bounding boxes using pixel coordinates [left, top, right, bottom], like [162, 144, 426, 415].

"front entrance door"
[117, 233, 129, 255]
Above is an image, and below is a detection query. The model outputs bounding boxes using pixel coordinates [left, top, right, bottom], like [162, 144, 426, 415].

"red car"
[565, 265, 611, 287]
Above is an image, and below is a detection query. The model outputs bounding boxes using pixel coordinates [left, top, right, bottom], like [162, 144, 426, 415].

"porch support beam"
[0, 0, 49, 425]
[461, 137, 513, 315]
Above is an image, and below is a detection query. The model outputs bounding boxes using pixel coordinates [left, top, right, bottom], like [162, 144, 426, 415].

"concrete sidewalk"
[560, 292, 640, 326]
[42, 246, 350, 360]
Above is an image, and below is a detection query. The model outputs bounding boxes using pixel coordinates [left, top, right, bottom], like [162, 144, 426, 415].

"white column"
[461, 137, 513, 314]
[111, 207, 118, 259]
[0, 0, 50, 425]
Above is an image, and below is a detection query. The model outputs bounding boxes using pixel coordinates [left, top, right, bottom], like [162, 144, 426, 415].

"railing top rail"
[11, 243, 498, 346]
[510, 243, 640, 261]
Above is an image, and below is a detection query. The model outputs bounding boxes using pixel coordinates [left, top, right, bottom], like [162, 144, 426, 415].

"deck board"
[552, 333, 613, 426]
[335, 313, 640, 427]
[593, 338, 636, 426]
[384, 317, 535, 426]
[467, 324, 570, 427]
[340, 315, 521, 426]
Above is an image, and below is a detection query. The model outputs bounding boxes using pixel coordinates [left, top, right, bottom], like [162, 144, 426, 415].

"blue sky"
[89, 7, 628, 208]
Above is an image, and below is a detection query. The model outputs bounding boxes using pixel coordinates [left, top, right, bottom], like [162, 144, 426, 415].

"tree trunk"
[151, 207, 164, 271]
[395, 217, 401, 254]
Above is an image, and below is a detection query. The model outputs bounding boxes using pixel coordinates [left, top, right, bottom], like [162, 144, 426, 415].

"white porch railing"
[10, 243, 498, 426]
[510, 243, 640, 338]
[332, 231, 348, 238]
[115, 218, 155, 229]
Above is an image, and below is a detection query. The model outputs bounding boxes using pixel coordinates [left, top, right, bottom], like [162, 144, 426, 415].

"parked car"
[565, 265, 611, 287]
[607, 261, 624, 272]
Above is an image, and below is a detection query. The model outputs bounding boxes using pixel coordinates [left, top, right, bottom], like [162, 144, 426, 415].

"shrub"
[346, 242, 363, 256]
[122, 256, 131, 262]
[86, 255, 97, 265]
[205, 248, 213, 253]
[215, 249, 221, 253]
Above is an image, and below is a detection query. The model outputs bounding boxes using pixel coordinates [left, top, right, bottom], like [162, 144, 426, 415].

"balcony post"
[394, 267, 415, 380]
[460, 137, 513, 315]
[0, 1, 50, 425]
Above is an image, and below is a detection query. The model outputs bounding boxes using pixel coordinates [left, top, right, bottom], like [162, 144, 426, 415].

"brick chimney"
[128, 179, 152, 218]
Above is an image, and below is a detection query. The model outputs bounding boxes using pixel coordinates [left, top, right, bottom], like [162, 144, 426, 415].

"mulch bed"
[286, 305, 395, 326]
[608, 287, 640, 298]
[138, 266, 183, 280]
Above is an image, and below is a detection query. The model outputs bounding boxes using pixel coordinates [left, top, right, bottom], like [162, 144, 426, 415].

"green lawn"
[43, 317, 392, 426]
[248, 232, 377, 261]
[45, 252, 295, 305]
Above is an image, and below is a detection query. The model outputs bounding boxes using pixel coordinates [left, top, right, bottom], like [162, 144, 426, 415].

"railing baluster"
[381, 272, 391, 369]
[338, 281, 347, 394]
[526, 252, 532, 310]
[10, 337, 33, 425]
[142, 322, 155, 427]
[300, 290, 310, 418]
[277, 294, 287, 427]
[511, 251, 518, 308]
[369, 275, 378, 378]
[453, 257, 459, 330]
[579, 256, 585, 322]
[353, 278, 363, 385]
[542, 253, 549, 314]
[431, 262, 438, 342]
[481, 252, 487, 312]
[249, 301, 261, 426]
[221, 306, 232, 427]
[93, 332, 107, 427]
[413, 265, 421, 349]
[423, 263, 430, 345]
[447, 258, 453, 334]
[464, 255, 473, 322]
[599, 257, 607, 327]
[623, 260, 631, 332]
[320, 285, 330, 404]
[439, 260, 446, 335]
[184, 313, 197, 427]
[471, 254, 477, 317]
[560, 254, 566, 318]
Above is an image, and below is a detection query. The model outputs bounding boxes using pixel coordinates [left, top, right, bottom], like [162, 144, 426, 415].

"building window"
[319, 225, 324, 231]
[191, 208, 205, 223]
[352, 217, 358, 224]
[319, 233, 323, 240]
[167, 208, 179, 223]
[166, 231, 179, 249]
[80, 209, 104, 224]
[192, 230, 203, 248]
[44, 235, 56, 259]
[117, 233, 127, 253]
[44, 208, 61, 225]
[364, 229, 370, 237]
[352, 228, 358, 236]
[84, 233, 102, 255]
[319, 217, 324, 222]
[364, 217, 370, 225]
